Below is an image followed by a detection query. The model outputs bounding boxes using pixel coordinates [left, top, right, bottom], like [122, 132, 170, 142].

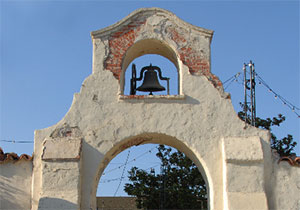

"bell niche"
[119, 38, 180, 97]
[124, 54, 179, 96]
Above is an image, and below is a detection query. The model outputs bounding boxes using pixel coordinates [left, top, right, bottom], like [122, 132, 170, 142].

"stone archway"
[90, 133, 212, 210]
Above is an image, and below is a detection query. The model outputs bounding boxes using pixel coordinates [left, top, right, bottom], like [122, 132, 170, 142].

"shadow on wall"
[0, 181, 27, 210]
[0, 161, 32, 210]
[0, 182, 23, 209]
[38, 197, 77, 210]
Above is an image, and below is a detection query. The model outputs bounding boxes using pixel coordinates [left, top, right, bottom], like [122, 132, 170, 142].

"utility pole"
[243, 60, 256, 127]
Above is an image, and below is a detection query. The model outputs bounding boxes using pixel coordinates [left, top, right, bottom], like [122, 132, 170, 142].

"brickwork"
[104, 18, 146, 80]
[105, 22, 216, 81]
[100, 9, 224, 92]
[167, 26, 223, 90]
[167, 27, 209, 75]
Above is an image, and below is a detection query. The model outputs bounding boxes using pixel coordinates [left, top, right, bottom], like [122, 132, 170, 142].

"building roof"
[97, 197, 139, 210]
[0, 147, 33, 163]
[278, 155, 300, 167]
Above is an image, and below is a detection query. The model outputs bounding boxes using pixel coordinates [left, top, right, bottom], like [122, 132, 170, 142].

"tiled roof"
[0, 147, 33, 163]
[278, 155, 300, 167]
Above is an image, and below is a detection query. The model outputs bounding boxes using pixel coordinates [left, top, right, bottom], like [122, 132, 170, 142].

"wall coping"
[119, 94, 185, 101]
[91, 7, 214, 41]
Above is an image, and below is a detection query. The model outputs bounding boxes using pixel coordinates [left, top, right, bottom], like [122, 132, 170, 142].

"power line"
[223, 72, 241, 88]
[99, 164, 160, 184]
[114, 149, 131, 196]
[256, 73, 300, 110]
[223, 72, 241, 84]
[223, 72, 244, 90]
[0, 139, 34, 143]
[102, 146, 157, 175]
[255, 72, 300, 118]
[100, 177, 130, 184]
[224, 77, 236, 90]
[144, 164, 160, 172]
[222, 66, 300, 118]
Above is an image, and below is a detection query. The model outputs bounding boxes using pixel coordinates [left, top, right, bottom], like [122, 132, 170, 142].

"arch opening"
[120, 39, 181, 95]
[92, 133, 211, 210]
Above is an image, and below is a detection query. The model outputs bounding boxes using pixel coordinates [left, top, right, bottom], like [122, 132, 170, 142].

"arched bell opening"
[120, 39, 180, 96]
[93, 133, 211, 210]
[124, 55, 179, 96]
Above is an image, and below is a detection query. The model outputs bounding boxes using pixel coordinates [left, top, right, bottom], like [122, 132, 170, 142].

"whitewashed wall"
[0, 160, 32, 210]
[267, 157, 300, 210]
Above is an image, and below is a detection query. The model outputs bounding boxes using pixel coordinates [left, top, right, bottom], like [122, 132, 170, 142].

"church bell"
[136, 69, 166, 95]
[131, 64, 170, 95]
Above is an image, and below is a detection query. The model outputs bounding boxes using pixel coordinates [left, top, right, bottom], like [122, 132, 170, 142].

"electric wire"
[255, 73, 300, 118]
[256, 73, 300, 110]
[113, 149, 131, 196]
[100, 178, 130, 184]
[222, 69, 299, 118]
[223, 72, 242, 89]
[235, 76, 244, 85]
[144, 163, 160, 172]
[224, 77, 236, 90]
[102, 146, 157, 175]
[99, 164, 160, 184]
[0, 139, 34, 143]
[223, 72, 244, 90]
[222, 72, 241, 84]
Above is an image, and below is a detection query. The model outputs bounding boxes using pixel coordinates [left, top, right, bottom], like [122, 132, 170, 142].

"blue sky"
[1, 1, 299, 196]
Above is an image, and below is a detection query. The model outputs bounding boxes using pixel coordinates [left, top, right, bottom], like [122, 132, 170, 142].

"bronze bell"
[137, 69, 166, 95]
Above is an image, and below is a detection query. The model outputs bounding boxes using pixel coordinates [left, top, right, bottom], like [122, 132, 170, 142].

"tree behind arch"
[124, 145, 207, 209]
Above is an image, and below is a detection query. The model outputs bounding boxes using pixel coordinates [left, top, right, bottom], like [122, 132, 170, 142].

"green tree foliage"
[124, 145, 207, 210]
[238, 110, 297, 156]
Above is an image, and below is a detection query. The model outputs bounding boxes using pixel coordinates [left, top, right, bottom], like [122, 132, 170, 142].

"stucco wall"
[0, 160, 32, 210]
[267, 155, 300, 210]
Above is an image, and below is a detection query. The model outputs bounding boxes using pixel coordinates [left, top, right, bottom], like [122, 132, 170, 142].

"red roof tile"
[278, 155, 300, 167]
[0, 147, 33, 163]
